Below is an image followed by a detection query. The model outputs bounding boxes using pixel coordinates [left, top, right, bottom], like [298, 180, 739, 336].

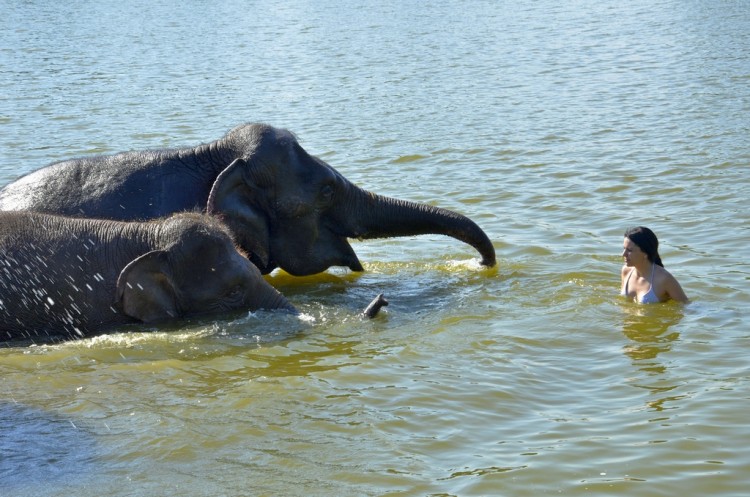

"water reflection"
[620, 303, 686, 413]
[621, 304, 683, 366]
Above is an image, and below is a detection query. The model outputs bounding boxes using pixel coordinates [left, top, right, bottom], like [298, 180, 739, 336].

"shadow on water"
[0, 402, 98, 488]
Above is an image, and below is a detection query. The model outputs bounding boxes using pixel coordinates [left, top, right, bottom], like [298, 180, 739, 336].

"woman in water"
[621, 226, 688, 303]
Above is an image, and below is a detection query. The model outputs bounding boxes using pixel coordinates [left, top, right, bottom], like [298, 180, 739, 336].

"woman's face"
[622, 237, 647, 266]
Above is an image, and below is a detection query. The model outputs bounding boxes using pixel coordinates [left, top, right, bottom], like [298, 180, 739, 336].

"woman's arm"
[664, 271, 689, 303]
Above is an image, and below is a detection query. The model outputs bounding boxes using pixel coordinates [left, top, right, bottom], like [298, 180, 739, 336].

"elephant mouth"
[334, 231, 365, 272]
[257, 239, 364, 275]
[324, 224, 365, 273]
[320, 236, 365, 274]
[345, 250, 365, 272]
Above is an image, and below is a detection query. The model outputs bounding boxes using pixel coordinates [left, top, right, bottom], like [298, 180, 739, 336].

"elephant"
[0, 211, 294, 343]
[0, 123, 496, 276]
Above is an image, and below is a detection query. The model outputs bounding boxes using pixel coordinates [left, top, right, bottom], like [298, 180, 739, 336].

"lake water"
[1, 1, 749, 495]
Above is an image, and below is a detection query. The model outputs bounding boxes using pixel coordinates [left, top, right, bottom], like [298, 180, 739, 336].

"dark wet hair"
[624, 226, 664, 267]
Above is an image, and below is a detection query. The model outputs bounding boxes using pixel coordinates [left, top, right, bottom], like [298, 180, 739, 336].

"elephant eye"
[226, 285, 245, 301]
[320, 184, 334, 204]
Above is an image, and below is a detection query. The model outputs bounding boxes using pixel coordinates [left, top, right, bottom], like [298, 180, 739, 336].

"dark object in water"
[363, 293, 389, 319]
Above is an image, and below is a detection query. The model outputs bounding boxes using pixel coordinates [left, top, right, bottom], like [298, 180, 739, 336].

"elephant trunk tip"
[480, 251, 497, 268]
[362, 293, 389, 319]
[468, 234, 496, 268]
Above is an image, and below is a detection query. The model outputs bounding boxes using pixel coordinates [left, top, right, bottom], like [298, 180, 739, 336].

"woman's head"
[624, 226, 663, 267]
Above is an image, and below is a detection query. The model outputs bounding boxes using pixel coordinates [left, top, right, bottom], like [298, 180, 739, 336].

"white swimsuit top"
[622, 263, 660, 304]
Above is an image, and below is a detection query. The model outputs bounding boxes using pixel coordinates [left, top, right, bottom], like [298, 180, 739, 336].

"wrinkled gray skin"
[0, 211, 294, 343]
[0, 123, 496, 276]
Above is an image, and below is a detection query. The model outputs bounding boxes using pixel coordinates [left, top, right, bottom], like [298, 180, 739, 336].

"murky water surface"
[1, 1, 748, 495]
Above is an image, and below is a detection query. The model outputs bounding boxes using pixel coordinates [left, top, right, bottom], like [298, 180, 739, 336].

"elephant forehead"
[170, 231, 237, 265]
[180, 250, 249, 283]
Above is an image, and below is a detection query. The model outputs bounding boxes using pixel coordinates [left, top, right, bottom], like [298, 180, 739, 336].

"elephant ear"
[207, 158, 271, 268]
[115, 250, 179, 323]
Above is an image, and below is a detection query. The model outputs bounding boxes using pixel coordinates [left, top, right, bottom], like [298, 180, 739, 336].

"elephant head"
[115, 214, 295, 322]
[207, 125, 496, 276]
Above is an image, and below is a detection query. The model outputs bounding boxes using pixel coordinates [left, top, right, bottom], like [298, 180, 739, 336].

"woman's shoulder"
[655, 265, 689, 302]
[654, 264, 676, 283]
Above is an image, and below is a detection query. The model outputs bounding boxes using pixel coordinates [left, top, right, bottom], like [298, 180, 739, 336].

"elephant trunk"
[346, 189, 496, 267]
[257, 287, 298, 314]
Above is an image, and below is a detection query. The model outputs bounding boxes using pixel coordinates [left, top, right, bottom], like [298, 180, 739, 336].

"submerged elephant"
[0, 211, 294, 343]
[0, 123, 496, 275]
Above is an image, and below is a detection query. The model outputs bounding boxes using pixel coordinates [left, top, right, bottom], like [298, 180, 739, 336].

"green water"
[1, 1, 748, 495]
